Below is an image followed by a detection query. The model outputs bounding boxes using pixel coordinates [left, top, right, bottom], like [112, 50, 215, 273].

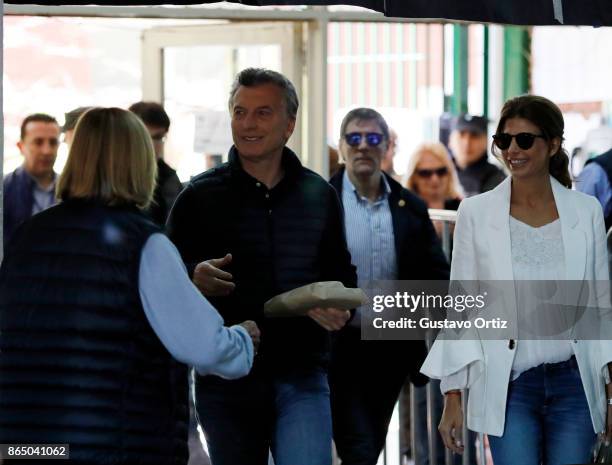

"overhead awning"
[5, 0, 611, 26]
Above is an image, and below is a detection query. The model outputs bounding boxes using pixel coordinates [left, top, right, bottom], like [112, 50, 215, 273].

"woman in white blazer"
[421, 95, 612, 465]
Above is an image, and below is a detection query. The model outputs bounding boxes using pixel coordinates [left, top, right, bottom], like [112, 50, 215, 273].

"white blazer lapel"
[550, 178, 586, 334]
[551, 177, 586, 282]
[486, 177, 514, 280]
[485, 178, 519, 339]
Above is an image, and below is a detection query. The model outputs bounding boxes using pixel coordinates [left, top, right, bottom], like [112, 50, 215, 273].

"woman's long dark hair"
[492, 95, 572, 188]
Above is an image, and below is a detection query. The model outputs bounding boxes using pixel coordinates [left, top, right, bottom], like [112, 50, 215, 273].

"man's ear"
[381, 140, 390, 156]
[17, 140, 25, 156]
[285, 117, 296, 140]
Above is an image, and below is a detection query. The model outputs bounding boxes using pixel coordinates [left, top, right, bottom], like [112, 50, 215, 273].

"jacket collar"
[228, 145, 303, 184]
[14, 165, 37, 189]
[486, 175, 584, 281]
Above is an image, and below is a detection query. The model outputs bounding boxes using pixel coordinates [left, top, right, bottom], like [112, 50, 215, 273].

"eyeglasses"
[492, 132, 546, 150]
[415, 167, 449, 178]
[344, 132, 384, 147]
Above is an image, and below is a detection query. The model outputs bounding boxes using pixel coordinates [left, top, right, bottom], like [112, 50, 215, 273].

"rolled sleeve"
[440, 369, 468, 394]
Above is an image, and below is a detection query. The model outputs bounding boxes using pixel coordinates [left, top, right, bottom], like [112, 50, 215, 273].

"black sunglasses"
[415, 167, 449, 178]
[492, 132, 546, 150]
[344, 132, 384, 147]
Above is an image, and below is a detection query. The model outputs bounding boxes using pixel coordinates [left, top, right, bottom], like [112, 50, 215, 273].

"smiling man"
[167, 68, 357, 465]
[3, 113, 60, 249]
[329, 108, 449, 465]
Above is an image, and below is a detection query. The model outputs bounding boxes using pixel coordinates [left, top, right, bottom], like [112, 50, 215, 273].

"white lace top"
[508, 216, 574, 379]
[440, 216, 574, 393]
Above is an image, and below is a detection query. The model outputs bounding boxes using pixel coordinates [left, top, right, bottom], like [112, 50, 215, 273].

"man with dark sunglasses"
[329, 107, 450, 465]
[449, 113, 506, 196]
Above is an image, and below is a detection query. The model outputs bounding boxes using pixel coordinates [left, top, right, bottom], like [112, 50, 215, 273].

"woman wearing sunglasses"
[421, 95, 612, 465]
[405, 142, 464, 212]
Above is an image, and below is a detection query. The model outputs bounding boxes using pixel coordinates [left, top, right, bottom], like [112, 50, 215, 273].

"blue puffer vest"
[0, 199, 188, 465]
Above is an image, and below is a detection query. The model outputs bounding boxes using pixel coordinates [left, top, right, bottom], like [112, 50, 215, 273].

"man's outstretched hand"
[193, 253, 235, 296]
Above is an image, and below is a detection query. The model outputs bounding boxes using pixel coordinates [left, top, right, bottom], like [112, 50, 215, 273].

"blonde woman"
[406, 142, 463, 239]
[0, 108, 258, 465]
[406, 142, 463, 211]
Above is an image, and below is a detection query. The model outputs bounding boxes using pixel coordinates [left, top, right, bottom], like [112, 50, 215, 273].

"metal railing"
[427, 208, 458, 259]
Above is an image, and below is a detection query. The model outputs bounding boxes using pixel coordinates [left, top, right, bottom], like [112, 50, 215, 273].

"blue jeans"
[488, 356, 596, 465]
[196, 362, 332, 465]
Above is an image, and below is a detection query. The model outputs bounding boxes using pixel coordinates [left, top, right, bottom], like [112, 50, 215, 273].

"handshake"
[193, 254, 351, 350]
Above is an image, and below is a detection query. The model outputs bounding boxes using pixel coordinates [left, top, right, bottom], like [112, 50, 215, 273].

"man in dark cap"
[62, 107, 92, 147]
[449, 113, 506, 196]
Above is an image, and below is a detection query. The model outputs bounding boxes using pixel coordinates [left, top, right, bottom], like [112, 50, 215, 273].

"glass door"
[142, 22, 303, 181]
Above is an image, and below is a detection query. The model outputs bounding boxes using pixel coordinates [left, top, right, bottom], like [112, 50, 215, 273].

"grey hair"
[228, 68, 299, 119]
[339, 107, 390, 141]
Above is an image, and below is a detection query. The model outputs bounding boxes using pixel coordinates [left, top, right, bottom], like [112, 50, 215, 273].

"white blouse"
[440, 216, 574, 393]
[508, 216, 574, 380]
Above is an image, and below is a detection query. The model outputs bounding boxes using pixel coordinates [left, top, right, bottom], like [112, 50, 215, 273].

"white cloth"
[138, 233, 254, 379]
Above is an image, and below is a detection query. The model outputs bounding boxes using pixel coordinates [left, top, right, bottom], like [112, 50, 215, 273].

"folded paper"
[264, 281, 368, 317]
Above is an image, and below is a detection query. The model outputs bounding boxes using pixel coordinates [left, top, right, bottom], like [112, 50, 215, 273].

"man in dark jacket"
[129, 101, 184, 227]
[167, 68, 357, 465]
[329, 108, 450, 465]
[3, 113, 60, 250]
[450, 113, 506, 196]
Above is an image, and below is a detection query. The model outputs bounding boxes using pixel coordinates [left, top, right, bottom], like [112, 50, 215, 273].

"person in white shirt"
[421, 95, 612, 465]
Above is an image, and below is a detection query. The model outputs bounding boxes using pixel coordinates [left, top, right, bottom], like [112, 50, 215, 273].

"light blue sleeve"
[576, 163, 612, 217]
[138, 233, 254, 379]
